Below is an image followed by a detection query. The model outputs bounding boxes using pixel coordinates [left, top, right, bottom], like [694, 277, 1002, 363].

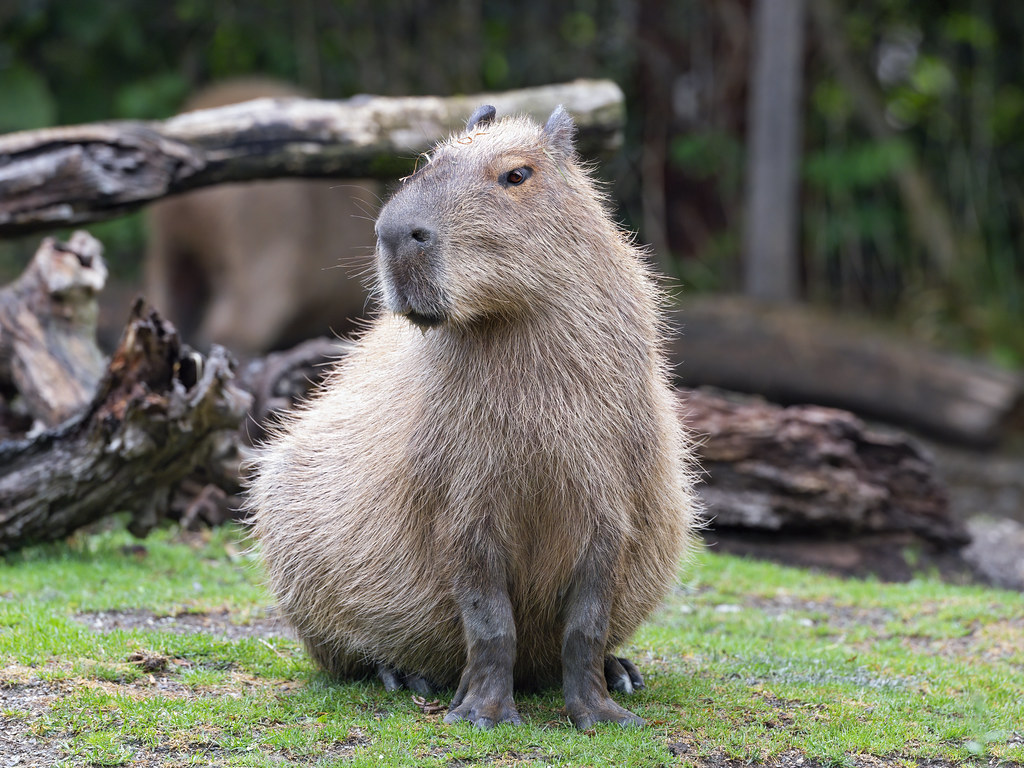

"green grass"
[1, 526, 1022, 766]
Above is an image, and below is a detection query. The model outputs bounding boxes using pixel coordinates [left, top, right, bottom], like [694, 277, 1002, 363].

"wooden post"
[742, 0, 807, 301]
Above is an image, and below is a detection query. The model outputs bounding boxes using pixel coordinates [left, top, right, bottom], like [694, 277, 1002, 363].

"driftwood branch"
[0, 79, 624, 237]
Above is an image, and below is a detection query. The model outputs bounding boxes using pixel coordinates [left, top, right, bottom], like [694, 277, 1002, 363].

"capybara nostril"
[410, 227, 434, 245]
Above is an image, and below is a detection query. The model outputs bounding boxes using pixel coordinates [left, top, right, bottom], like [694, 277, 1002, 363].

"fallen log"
[0, 299, 250, 553]
[683, 388, 964, 542]
[682, 387, 972, 581]
[0, 79, 624, 237]
[671, 296, 1023, 446]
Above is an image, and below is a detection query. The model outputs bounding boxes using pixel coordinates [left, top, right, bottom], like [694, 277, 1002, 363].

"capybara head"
[374, 104, 604, 328]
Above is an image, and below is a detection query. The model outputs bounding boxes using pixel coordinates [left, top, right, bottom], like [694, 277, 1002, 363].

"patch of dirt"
[686, 585, 900, 636]
[107, 724, 369, 767]
[665, 738, 1020, 768]
[735, 593, 900, 634]
[2, 606, 306, 765]
[668, 742, 834, 767]
[0, 679, 70, 767]
[0, 607, 304, 766]
[75, 608, 295, 641]
[0, 671, 350, 767]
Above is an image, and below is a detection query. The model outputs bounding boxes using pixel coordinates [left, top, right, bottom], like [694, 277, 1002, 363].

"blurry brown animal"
[145, 79, 379, 355]
[247, 105, 698, 729]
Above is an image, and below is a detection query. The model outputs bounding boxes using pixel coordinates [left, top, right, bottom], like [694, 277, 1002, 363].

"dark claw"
[618, 656, 645, 691]
[402, 672, 435, 697]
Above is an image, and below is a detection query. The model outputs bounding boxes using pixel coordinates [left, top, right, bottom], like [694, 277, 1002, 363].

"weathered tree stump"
[0, 231, 107, 430]
[0, 298, 250, 553]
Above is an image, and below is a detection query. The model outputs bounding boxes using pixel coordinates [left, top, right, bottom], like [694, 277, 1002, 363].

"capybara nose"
[377, 219, 437, 260]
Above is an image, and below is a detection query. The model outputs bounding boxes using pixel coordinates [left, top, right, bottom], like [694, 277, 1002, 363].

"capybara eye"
[503, 167, 531, 186]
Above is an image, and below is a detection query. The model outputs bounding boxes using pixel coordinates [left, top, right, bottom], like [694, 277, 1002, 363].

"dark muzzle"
[375, 204, 450, 327]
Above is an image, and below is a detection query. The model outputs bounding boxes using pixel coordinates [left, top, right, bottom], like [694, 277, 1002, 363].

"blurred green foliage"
[804, 140, 913, 196]
[0, 0, 1022, 364]
[801, 1, 1024, 364]
[0, 64, 55, 132]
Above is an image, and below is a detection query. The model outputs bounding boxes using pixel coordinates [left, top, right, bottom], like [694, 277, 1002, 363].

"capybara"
[145, 78, 380, 355]
[247, 104, 698, 729]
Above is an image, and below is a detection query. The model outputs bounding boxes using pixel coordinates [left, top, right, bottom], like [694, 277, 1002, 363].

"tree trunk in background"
[743, 0, 806, 301]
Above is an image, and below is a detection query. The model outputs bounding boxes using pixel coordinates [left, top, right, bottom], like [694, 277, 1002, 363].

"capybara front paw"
[567, 696, 645, 729]
[443, 694, 523, 729]
[604, 655, 645, 694]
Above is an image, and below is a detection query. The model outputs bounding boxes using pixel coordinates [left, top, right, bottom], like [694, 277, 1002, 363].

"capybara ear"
[543, 105, 577, 160]
[466, 104, 496, 132]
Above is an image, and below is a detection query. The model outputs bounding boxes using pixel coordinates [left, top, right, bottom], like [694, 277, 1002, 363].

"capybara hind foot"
[604, 655, 645, 694]
[376, 664, 435, 696]
[566, 694, 645, 729]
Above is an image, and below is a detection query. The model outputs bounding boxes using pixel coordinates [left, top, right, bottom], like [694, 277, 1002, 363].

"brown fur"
[247, 106, 698, 727]
[144, 78, 379, 355]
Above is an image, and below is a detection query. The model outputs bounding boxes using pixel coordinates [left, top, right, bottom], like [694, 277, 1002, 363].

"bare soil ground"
[1, 679, 69, 768]
[76, 608, 295, 641]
